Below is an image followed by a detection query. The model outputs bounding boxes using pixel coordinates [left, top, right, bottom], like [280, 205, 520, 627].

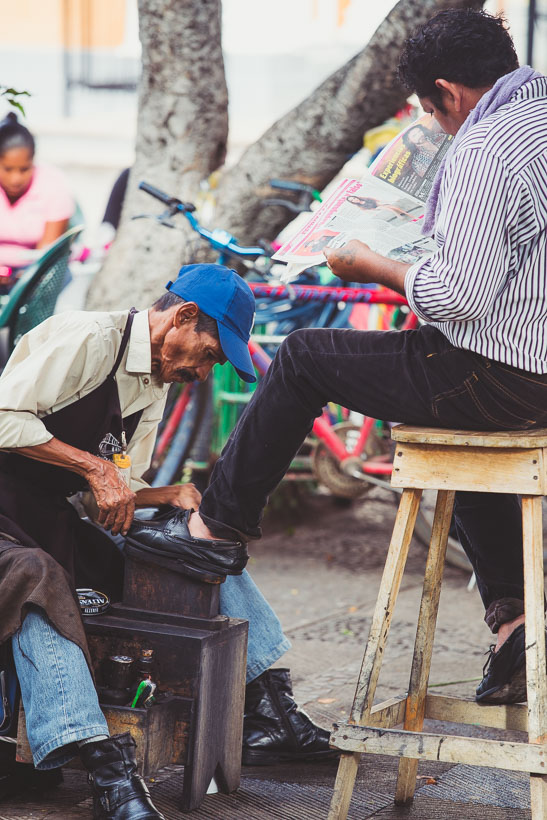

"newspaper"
[273, 115, 452, 282]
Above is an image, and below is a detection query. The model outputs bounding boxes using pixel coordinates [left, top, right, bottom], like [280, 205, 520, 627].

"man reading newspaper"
[186, 9, 547, 705]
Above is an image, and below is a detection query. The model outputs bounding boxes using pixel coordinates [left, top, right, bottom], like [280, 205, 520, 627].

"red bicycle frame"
[246, 281, 415, 482]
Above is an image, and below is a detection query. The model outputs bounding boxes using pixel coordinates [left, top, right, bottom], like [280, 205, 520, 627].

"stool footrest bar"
[424, 693, 529, 732]
[331, 723, 547, 773]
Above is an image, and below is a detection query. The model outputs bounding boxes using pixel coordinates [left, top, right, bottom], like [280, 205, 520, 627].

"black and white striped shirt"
[405, 77, 547, 373]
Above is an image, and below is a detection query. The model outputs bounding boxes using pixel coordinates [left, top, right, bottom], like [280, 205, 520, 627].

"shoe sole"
[124, 536, 245, 576]
[124, 542, 225, 584]
[242, 748, 340, 766]
[476, 663, 527, 704]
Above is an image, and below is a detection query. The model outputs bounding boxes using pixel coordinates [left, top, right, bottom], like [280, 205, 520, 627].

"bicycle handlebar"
[269, 179, 318, 197]
[138, 180, 264, 260]
[259, 179, 322, 216]
[139, 181, 196, 212]
[261, 198, 307, 215]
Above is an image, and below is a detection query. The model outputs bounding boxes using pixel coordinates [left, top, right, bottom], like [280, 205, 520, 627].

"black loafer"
[125, 506, 248, 576]
[476, 624, 528, 704]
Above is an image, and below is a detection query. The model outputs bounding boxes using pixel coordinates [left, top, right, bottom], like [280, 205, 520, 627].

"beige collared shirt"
[0, 309, 169, 490]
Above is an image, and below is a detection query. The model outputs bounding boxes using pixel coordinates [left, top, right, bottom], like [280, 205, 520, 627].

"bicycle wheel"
[185, 379, 215, 493]
[312, 421, 391, 498]
[151, 381, 211, 487]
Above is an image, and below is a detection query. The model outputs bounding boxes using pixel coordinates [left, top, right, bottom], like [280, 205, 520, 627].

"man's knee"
[276, 328, 321, 372]
[279, 327, 316, 353]
[7, 546, 72, 594]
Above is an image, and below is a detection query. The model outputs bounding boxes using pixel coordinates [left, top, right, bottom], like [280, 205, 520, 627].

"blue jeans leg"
[12, 606, 109, 770]
[219, 570, 291, 683]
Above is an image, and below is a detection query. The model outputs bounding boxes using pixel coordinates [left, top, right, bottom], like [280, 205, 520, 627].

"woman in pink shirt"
[0, 113, 74, 271]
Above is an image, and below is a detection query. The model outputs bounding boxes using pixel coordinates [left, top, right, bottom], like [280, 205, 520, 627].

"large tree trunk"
[88, 0, 485, 310]
[87, 0, 228, 310]
[212, 0, 484, 246]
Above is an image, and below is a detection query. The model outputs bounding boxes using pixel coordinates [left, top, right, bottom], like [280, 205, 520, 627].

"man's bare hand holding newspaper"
[324, 240, 410, 296]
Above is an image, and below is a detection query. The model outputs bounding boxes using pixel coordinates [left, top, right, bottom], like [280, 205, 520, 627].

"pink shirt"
[0, 164, 74, 267]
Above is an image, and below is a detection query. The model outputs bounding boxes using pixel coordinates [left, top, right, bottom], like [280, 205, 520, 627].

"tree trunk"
[88, 0, 485, 310]
[212, 0, 484, 246]
[87, 0, 228, 310]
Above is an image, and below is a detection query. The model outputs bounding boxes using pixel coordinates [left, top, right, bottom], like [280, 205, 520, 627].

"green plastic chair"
[0, 225, 84, 366]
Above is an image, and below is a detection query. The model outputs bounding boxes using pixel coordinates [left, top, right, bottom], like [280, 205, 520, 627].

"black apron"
[0, 309, 144, 596]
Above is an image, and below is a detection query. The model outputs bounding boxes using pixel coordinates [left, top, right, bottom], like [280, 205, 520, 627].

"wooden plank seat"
[328, 425, 547, 820]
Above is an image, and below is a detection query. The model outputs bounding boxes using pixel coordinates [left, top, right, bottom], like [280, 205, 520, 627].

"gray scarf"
[423, 66, 541, 235]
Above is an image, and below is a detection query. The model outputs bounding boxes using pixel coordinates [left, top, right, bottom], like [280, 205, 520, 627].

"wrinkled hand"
[323, 240, 373, 283]
[165, 483, 202, 511]
[86, 458, 136, 536]
[134, 482, 202, 512]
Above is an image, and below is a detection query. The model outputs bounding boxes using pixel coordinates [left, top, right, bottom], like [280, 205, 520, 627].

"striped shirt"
[405, 76, 547, 373]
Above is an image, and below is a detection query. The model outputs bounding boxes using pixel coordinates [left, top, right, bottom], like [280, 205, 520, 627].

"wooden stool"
[84, 548, 248, 812]
[328, 426, 547, 820]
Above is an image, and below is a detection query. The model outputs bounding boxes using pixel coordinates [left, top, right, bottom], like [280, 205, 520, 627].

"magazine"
[273, 115, 452, 282]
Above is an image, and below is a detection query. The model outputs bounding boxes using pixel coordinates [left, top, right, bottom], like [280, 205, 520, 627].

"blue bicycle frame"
[137, 181, 264, 264]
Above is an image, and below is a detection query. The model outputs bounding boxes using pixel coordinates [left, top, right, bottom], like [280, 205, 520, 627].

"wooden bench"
[328, 426, 547, 819]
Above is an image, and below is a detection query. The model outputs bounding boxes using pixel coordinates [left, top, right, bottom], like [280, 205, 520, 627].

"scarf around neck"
[422, 65, 541, 235]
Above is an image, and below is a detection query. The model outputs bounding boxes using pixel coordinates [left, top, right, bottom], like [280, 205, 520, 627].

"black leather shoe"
[242, 668, 339, 765]
[80, 733, 164, 819]
[125, 507, 248, 577]
[476, 624, 528, 704]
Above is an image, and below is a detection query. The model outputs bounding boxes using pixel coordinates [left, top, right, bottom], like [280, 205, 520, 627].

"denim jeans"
[12, 606, 108, 770]
[220, 570, 291, 682]
[12, 585, 285, 771]
[201, 325, 547, 632]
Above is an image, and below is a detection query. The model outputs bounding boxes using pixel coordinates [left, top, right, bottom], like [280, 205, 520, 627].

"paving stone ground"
[0, 487, 541, 819]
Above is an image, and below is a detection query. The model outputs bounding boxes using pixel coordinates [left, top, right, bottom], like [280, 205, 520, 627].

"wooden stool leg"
[395, 489, 455, 804]
[522, 495, 547, 819]
[328, 488, 422, 820]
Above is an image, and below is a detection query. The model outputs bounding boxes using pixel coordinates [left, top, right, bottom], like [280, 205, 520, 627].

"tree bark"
[212, 0, 484, 246]
[88, 0, 485, 310]
[87, 0, 228, 310]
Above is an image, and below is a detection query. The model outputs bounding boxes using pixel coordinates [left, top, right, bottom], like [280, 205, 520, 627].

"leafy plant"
[1, 86, 30, 116]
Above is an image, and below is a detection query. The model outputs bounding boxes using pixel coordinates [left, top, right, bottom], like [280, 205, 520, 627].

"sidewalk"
[0, 487, 535, 819]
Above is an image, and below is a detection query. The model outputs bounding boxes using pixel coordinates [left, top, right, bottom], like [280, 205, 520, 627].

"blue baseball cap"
[165, 264, 256, 383]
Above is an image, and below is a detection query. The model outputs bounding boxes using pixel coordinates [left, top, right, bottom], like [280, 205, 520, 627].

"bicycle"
[136, 180, 383, 471]
[136, 178, 358, 488]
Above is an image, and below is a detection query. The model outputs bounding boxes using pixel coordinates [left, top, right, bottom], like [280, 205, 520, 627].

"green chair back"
[0, 225, 84, 354]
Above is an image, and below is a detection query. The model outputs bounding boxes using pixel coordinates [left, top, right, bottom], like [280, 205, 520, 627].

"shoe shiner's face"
[151, 306, 225, 384]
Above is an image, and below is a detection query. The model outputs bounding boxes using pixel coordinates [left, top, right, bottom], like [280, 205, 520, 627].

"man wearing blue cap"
[0, 263, 331, 815]
[162, 263, 257, 385]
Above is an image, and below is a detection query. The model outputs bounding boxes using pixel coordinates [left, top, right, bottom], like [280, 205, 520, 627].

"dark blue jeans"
[201, 325, 547, 632]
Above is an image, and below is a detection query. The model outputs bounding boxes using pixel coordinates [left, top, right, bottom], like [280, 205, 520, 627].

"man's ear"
[434, 79, 463, 112]
[174, 301, 199, 327]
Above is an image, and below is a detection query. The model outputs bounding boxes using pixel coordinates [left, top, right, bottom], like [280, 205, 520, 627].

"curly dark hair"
[397, 9, 519, 111]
